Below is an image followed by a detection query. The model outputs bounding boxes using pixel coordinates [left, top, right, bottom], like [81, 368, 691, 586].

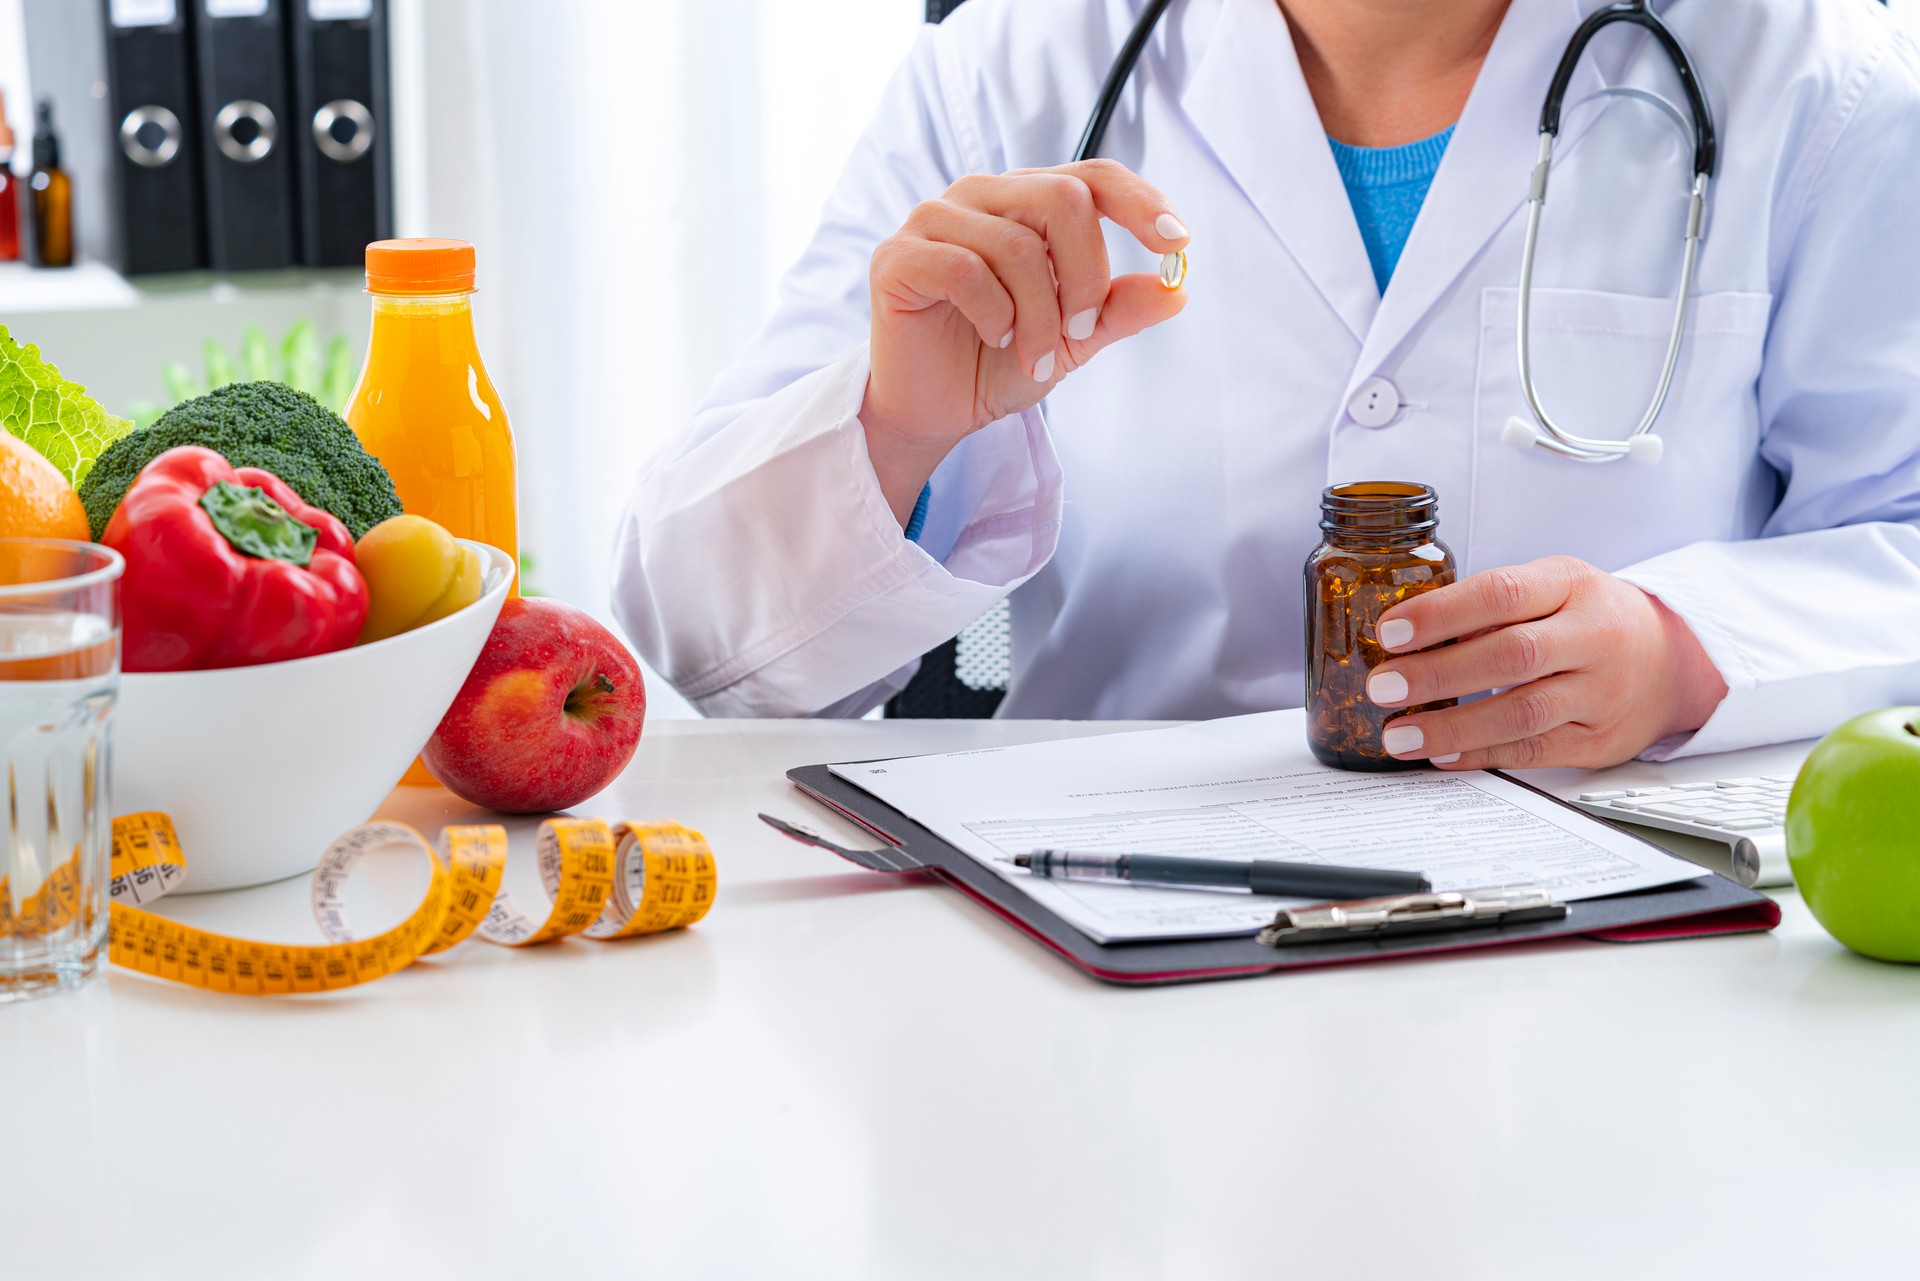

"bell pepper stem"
[198, 480, 319, 566]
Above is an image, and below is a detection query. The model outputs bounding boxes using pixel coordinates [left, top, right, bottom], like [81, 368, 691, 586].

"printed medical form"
[832, 712, 1707, 943]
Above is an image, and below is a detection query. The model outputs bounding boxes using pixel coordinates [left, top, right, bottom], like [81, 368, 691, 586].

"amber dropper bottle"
[28, 97, 72, 268]
[0, 90, 19, 262]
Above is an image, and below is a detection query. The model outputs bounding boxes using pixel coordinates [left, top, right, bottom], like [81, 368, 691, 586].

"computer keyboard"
[1568, 775, 1793, 889]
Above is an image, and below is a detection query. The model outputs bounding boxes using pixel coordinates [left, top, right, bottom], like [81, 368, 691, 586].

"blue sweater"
[1326, 125, 1454, 294]
[906, 127, 1453, 542]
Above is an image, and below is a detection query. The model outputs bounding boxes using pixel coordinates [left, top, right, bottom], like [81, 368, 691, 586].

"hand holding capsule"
[861, 159, 1191, 527]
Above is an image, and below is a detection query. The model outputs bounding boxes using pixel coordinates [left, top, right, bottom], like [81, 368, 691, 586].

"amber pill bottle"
[1304, 481, 1457, 771]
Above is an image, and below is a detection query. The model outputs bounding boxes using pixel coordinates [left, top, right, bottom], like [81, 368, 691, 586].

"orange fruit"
[0, 431, 90, 542]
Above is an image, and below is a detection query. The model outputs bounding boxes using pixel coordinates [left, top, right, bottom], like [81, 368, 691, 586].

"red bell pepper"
[103, 446, 370, 672]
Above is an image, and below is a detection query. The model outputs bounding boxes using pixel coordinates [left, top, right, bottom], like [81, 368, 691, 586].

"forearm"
[1616, 522, 1920, 758]
[612, 349, 1064, 716]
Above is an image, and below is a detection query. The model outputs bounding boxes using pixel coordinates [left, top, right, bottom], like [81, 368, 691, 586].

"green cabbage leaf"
[0, 325, 135, 487]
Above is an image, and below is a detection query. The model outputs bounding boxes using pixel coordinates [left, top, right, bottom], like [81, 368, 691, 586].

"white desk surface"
[7, 719, 1918, 1281]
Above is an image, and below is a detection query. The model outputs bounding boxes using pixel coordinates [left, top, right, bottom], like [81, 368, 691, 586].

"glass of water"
[1, 539, 123, 1003]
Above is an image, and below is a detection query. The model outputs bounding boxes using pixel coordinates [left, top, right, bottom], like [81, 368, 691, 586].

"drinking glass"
[1, 539, 123, 1002]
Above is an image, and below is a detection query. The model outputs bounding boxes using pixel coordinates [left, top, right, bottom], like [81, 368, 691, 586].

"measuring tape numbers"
[94, 812, 716, 996]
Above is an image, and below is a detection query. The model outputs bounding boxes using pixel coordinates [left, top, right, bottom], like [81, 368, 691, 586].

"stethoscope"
[1077, 0, 1716, 466]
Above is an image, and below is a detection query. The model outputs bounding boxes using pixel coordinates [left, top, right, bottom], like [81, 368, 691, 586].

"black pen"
[1009, 849, 1430, 899]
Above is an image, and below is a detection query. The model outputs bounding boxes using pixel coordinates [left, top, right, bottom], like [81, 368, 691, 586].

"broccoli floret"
[79, 382, 404, 540]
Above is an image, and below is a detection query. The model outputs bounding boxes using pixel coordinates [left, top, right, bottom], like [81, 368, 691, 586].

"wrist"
[859, 383, 956, 528]
[1647, 590, 1729, 739]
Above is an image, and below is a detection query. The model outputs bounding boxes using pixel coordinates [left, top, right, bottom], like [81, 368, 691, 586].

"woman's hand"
[1364, 557, 1729, 770]
[861, 159, 1192, 525]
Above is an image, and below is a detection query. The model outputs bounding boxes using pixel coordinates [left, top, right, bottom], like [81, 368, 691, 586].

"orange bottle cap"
[364, 238, 476, 294]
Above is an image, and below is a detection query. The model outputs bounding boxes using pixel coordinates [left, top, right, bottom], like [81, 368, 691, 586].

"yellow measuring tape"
[1, 812, 715, 996]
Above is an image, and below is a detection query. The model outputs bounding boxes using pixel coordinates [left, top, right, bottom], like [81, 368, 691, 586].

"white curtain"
[392, 0, 922, 713]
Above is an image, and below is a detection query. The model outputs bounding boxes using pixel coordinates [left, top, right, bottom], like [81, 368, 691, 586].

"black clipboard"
[783, 763, 1782, 986]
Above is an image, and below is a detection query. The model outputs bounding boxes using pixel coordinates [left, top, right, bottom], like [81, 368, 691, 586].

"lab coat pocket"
[1470, 286, 1771, 575]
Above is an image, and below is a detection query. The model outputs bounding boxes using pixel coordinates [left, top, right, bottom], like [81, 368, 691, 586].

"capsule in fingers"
[1159, 249, 1188, 290]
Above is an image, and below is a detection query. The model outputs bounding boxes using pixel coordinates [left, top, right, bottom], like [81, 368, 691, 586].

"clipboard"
[783, 763, 1782, 986]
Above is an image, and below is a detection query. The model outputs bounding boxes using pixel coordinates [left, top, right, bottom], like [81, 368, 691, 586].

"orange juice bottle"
[347, 239, 516, 787]
[346, 238, 518, 589]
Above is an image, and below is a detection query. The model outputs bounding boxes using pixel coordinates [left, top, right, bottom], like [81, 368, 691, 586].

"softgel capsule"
[1159, 249, 1187, 290]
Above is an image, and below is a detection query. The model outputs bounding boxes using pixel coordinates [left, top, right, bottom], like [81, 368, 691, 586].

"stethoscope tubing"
[1074, 0, 1178, 162]
[1517, 1, 1714, 463]
[1541, 0, 1716, 177]
[1074, 0, 1717, 466]
[1516, 153, 1708, 462]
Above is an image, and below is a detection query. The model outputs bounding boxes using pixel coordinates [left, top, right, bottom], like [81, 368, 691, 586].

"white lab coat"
[613, 0, 1920, 757]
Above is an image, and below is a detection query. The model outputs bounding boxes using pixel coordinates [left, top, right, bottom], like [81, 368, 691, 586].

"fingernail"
[1367, 670, 1409, 706]
[1382, 725, 1424, 758]
[1379, 619, 1415, 650]
[997, 330, 1013, 349]
[1431, 753, 1461, 765]
[1033, 350, 1056, 382]
[1155, 213, 1189, 241]
[1066, 308, 1099, 342]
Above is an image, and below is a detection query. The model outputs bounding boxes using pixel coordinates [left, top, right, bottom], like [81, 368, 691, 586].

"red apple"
[423, 597, 646, 813]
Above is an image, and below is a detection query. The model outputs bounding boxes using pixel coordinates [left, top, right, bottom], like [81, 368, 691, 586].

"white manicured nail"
[1431, 753, 1461, 765]
[997, 330, 1013, 349]
[1067, 308, 1099, 342]
[1033, 350, 1056, 382]
[1155, 213, 1189, 241]
[1368, 670, 1409, 706]
[1379, 618, 1415, 650]
[1382, 725, 1424, 757]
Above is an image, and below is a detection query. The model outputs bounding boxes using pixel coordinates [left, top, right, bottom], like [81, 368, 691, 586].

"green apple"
[1786, 707, 1920, 963]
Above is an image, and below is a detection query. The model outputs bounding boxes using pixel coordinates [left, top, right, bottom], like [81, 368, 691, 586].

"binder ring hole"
[119, 106, 182, 168]
[214, 99, 278, 164]
[312, 99, 375, 163]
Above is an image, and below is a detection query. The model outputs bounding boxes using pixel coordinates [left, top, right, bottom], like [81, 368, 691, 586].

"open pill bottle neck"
[1319, 481, 1440, 551]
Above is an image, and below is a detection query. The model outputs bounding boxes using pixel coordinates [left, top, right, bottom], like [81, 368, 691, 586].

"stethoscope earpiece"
[1625, 434, 1664, 465]
[1502, 416, 1664, 465]
[1501, 416, 1541, 452]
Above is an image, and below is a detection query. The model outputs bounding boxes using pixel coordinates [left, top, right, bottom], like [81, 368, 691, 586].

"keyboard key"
[1723, 818, 1776, 831]
[1716, 777, 1769, 788]
[1641, 804, 1712, 820]
[1579, 790, 1629, 801]
[1672, 782, 1719, 791]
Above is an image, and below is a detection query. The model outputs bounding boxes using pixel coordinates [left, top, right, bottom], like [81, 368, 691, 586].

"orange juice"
[346, 238, 518, 592]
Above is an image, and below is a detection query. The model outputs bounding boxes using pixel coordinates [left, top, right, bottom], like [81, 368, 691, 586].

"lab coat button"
[1346, 377, 1402, 427]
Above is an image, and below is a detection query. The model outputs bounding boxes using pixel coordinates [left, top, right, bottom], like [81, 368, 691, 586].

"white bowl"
[114, 541, 513, 893]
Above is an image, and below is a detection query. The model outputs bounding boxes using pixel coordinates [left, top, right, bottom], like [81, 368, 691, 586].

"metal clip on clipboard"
[1257, 887, 1567, 947]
